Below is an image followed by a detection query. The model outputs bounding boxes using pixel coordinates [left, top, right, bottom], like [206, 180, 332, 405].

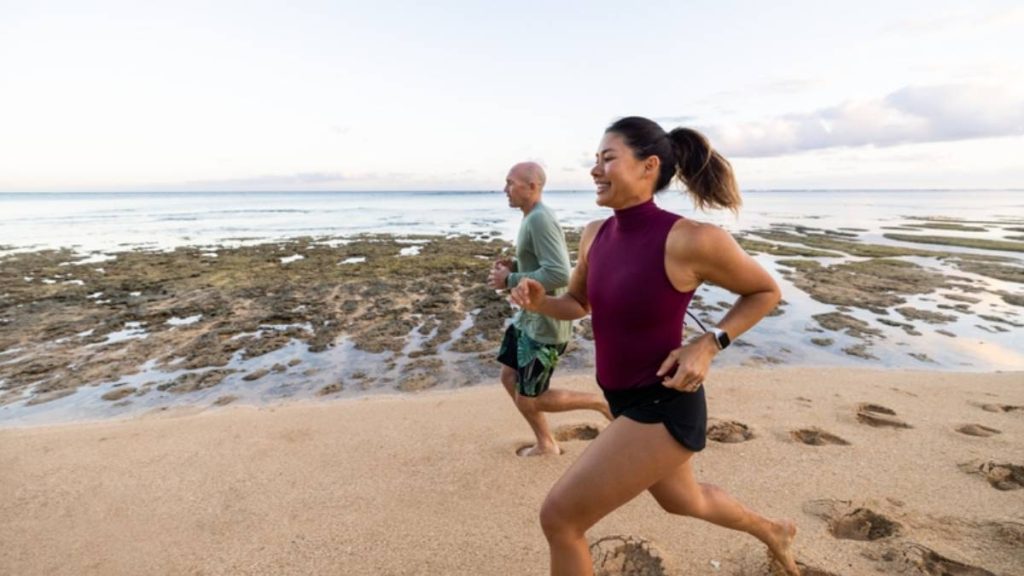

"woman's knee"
[539, 492, 586, 540]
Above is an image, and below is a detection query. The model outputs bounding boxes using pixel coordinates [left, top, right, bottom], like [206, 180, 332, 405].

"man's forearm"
[507, 265, 569, 291]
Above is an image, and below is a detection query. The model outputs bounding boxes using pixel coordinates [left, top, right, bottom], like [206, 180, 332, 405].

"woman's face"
[591, 132, 655, 209]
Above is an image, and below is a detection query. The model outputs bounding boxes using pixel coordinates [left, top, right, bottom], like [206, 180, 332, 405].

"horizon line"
[1, 187, 1023, 195]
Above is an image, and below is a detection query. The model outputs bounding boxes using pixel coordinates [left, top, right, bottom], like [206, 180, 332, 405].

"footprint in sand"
[955, 424, 1001, 437]
[987, 520, 1024, 547]
[958, 461, 1024, 491]
[980, 403, 1022, 413]
[766, 556, 840, 576]
[791, 427, 851, 446]
[515, 444, 561, 457]
[707, 419, 754, 443]
[869, 542, 997, 576]
[589, 535, 669, 576]
[830, 508, 901, 541]
[802, 499, 901, 541]
[856, 403, 912, 429]
[515, 424, 601, 456]
[554, 423, 601, 442]
[277, 428, 314, 444]
[790, 563, 840, 576]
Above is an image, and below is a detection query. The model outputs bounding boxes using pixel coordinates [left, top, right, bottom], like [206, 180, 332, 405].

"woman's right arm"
[509, 218, 605, 321]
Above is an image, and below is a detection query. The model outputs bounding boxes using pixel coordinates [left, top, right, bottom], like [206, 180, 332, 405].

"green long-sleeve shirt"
[506, 202, 572, 345]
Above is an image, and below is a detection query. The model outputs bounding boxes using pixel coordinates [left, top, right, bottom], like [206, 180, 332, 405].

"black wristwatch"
[710, 327, 731, 350]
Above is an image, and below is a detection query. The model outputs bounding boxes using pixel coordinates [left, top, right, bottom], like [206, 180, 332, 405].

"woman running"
[510, 116, 800, 575]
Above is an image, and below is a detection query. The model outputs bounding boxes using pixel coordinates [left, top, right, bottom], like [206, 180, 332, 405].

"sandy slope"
[2, 367, 1022, 575]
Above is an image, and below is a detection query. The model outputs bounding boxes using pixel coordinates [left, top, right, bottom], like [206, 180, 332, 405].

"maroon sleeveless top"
[587, 200, 696, 391]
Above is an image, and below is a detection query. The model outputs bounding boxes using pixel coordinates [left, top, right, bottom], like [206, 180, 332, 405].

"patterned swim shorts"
[496, 324, 567, 397]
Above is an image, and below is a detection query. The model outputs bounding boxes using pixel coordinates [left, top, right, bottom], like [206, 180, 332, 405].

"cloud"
[881, 6, 1024, 36]
[702, 84, 1024, 157]
[652, 115, 697, 125]
[178, 172, 349, 189]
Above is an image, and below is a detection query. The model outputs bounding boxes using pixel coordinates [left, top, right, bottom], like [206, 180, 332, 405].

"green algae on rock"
[0, 234, 517, 405]
[883, 234, 1024, 253]
[780, 258, 957, 314]
[812, 312, 883, 339]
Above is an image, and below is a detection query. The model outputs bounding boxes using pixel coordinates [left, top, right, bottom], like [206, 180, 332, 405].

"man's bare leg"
[516, 388, 613, 456]
[501, 365, 559, 456]
[532, 388, 613, 421]
[499, 365, 518, 399]
[503, 365, 611, 421]
[515, 394, 560, 456]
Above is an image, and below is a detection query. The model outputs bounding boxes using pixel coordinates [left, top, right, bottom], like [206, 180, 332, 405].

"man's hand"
[488, 263, 512, 290]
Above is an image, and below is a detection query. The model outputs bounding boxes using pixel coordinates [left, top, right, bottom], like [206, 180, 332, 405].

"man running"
[489, 161, 611, 456]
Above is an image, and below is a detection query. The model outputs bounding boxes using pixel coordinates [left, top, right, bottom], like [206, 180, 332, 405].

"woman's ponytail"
[667, 127, 741, 213]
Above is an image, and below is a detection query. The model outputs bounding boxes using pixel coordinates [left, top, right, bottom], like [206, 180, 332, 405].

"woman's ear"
[644, 155, 660, 175]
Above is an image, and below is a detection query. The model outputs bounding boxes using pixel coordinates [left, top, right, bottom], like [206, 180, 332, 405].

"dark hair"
[606, 116, 741, 212]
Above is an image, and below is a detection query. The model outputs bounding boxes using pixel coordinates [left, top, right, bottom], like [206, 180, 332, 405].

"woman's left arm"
[657, 222, 781, 391]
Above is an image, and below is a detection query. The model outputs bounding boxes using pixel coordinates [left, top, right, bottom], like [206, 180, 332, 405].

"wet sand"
[2, 367, 1022, 576]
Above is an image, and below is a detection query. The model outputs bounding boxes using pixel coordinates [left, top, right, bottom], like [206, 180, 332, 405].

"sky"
[1, 0, 1022, 192]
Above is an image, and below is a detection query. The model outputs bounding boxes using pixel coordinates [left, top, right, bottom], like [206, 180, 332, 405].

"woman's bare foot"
[764, 519, 799, 575]
[516, 442, 561, 457]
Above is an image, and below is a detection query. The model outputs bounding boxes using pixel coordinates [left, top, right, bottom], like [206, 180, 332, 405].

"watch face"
[714, 329, 730, 349]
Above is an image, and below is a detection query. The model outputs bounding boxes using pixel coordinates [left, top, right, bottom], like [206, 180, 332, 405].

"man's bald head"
[505, 161, 547, 213]
[510, 162, 547, 190]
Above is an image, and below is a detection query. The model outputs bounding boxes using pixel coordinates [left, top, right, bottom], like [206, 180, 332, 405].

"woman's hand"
[656, 334, 719, 392]
[509, 277, 547, 312]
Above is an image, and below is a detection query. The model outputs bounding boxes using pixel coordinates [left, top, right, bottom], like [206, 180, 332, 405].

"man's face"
[504, 168, 533, 208]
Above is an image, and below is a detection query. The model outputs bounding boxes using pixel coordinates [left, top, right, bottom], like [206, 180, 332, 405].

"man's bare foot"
[764, 519, 799, 576]
[516, 443, 561, 457]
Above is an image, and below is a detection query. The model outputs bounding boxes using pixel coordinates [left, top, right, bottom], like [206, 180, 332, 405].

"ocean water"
[2, 189, 1022, 254]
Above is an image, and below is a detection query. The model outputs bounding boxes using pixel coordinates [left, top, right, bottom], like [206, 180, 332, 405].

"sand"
[2, 367, 1022, 576]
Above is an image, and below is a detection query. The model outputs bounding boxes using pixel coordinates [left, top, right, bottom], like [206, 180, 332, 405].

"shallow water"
[1, 190, 1021, 426]
[2, 190, 1022, 254]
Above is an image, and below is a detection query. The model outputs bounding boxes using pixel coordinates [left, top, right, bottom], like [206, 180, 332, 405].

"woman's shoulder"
[576, 218, 610, 261]
[667, 218, 733, 255]
[580, 217, 611, 241]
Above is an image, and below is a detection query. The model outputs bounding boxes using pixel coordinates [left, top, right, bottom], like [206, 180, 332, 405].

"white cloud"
[704, 84, 1024, 157]
[156, 172, 349, 191]
[881, 6, 1024, 36]
[652, 115, 698, 125]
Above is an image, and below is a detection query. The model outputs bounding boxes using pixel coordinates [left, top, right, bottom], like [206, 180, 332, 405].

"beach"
[4, 0, 1023, 572]
[1, 190, 1022, 574]
[2, 368, 1022, 575]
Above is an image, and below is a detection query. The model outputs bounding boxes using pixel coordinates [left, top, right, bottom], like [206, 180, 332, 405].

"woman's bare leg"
[540, 416, 693, 575]
[647, 460, 799, 575]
